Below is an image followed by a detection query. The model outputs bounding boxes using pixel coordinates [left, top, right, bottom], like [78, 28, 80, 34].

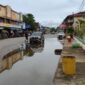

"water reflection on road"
[0, 38, 63, 85]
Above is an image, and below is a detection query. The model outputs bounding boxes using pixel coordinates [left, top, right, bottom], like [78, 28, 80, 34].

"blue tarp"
[22, 23, 31, 29]
[25, 23, 31, 29]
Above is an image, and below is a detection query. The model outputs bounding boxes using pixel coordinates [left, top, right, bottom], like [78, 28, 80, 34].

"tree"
[67, 27, 74, 34]
[50, 27, 56, 32]
[23, 14, 36, 31]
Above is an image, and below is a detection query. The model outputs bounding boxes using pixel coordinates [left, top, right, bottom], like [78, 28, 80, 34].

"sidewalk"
[0, 37, 25, 59]
[53, 38, 85, 85]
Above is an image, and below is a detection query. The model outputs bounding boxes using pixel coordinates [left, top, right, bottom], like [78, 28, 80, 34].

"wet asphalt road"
[0, 35, 63, 85]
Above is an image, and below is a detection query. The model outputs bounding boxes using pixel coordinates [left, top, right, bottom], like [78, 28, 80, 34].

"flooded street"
[0, 36, 63, 85]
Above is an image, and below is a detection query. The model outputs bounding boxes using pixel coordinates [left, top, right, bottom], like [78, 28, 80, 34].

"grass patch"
[72, 43, 80, 48]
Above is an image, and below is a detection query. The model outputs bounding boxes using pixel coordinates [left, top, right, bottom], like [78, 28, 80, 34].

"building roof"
[63, 11, 85, 23]
[0, 4, 20, 14]
[70, 12, 85, 17]
[68, 12, 85, 18]
[0, 4, 6, 8]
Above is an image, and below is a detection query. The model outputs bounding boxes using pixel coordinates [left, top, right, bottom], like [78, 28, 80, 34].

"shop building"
[0, 4, 23, 38]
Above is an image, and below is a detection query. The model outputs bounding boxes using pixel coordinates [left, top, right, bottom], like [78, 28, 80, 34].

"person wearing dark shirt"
[25, 31, 28, 40]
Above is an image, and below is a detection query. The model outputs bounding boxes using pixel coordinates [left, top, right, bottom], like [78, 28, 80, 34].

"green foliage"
[76, 20, 85, 38]
[76, 28, 85, 38]
[50, 27, 56, 32]
[23, 14, 36, 31]
[72, 43, 80, 48]
[78, 30, 84, 38]
[67, 27, 74, 34]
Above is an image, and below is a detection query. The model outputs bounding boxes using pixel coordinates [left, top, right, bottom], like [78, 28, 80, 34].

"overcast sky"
[0, 0, 84, 27]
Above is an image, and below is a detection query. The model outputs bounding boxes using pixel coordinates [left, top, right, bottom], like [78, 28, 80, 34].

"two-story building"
[0, 4, 23, 38]
[62, 12, 85, 34]
[62, 12, 85, 49]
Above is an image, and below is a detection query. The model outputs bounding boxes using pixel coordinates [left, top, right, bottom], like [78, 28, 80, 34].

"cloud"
[0, 0, 82, 24]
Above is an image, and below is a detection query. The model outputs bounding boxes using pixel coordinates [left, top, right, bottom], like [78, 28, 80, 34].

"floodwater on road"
[0, 37, 63, 85]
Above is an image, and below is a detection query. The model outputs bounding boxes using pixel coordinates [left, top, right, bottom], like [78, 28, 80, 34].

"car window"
[32, 32, 41, 36]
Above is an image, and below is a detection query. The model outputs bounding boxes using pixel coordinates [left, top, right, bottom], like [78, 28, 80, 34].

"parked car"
[57, 32, 65, 40]
[51, 31, 55, 34]
[29, 32, 44, 44]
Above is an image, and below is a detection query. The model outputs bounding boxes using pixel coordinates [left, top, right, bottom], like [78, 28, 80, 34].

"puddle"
[0, 38, 63, 85]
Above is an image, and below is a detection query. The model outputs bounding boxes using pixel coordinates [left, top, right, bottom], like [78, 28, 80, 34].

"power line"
[79, 0, 84, 11]
[79, 0, 85, 12]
